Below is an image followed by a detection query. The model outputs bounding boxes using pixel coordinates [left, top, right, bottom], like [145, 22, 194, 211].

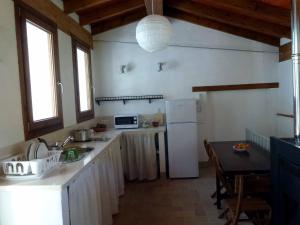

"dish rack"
[1, 150, 62, 179]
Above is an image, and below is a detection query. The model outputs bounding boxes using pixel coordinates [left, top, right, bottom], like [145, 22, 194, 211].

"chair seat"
[226, 197, 271, 212]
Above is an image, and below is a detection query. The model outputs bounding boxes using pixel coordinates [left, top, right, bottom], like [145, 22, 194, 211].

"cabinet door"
[96, 152, 113, 225]
[0, 188, 67, 225]
[109, 137, 125, 196]
[68, 164, 101, 225]
[121, 133, 157, 180]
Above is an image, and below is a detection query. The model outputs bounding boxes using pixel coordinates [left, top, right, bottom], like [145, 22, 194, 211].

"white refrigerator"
[166, 99, 199, 178]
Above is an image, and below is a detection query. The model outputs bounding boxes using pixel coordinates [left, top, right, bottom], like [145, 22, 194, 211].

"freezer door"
[166, 99, 197, 123]
[167, 123, 199, 178]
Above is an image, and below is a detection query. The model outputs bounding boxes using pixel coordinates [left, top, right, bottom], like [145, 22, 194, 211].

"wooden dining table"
[210, 141, 270, 209]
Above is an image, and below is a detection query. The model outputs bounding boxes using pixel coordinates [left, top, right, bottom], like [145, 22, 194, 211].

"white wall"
[93, 19, 279, 161]
[57, 30, 77, 127]
[277, 59, 293, 137]
[0, 0, 24, 148]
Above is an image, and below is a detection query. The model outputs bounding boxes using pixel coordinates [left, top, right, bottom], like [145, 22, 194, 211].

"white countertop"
[116, 126, 166, 134]
[0, 126, 166, 190]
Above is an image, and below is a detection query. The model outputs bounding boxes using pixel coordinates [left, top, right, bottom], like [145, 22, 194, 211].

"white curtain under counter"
[120, 126, 166, 181]
[69, 137, 124, 225]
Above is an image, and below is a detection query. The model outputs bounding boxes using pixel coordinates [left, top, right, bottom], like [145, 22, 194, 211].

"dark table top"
[210, 141, 270, 175]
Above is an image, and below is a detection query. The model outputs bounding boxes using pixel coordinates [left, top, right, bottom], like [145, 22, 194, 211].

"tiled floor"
[113, 166, 242, 225]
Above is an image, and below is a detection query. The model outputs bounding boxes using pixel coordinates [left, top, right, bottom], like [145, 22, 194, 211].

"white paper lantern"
[136, 15, 172, 52]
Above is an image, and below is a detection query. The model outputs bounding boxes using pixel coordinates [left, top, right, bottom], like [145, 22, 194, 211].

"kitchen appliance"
[166, 99, 199, 178]
[73, 129, 92, 142]
[114, 114, 139, 129]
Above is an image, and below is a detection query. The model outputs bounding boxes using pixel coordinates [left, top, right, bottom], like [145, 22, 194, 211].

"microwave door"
[115, 117, 133, 125]
[114, 116, 138, 129]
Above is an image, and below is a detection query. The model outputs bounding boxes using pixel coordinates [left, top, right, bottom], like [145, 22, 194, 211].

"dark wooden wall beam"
[63, 0, 111, 13]
[165, 8, 280, 46]
[79, 0, 145, 25]
[91, 9, 147, 35]
[277, 113, 294, 118]
[192, 82, 279, 92]
[144, 0, 163, 15]
[191, 0, 290, 27]
[279, 42, 292, 62]
[166, 0, 290, 38]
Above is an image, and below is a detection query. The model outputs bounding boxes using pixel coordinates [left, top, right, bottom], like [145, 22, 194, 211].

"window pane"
[76, 48, 92, 112]
[26, 21, 58, 122]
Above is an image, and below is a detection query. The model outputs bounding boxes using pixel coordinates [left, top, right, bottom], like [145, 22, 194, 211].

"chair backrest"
[203, 139, 213, 161]
[211, 150, 233, 195]
[232, 174, 271, 224]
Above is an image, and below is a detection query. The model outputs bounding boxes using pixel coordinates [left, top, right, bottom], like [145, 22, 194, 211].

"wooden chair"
[211, 150, 234, 197]
[204, 139, 213, 161]
[224, 174, 271, 225]
[204, 139, 219, 199]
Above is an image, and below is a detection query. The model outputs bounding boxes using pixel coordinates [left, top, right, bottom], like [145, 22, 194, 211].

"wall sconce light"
[120, 65, 127, 74]
[158, 62, 166, 72]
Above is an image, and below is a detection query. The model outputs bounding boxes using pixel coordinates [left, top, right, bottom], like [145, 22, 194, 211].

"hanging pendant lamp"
[136, 1, 172, 52]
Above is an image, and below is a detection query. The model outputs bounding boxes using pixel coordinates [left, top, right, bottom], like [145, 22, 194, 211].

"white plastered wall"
[92, 19, 279, 161]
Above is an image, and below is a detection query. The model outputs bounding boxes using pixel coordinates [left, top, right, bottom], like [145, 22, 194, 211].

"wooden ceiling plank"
[191, 0, 290, 27]
[63, 0, 111, 13]
[260, 0, 290, 9]
[165, 8, 280, 46]
[144, 0, 163, 15]
[91, 10, 147, 34]
[166, 0, 290, 38]
[79, 0, 145, 25]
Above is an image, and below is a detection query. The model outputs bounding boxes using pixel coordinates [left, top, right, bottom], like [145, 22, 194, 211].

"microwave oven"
[114, 114, 139, 129]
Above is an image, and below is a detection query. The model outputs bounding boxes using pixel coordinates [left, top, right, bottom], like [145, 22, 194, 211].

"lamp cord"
[152, 0, 154, 15]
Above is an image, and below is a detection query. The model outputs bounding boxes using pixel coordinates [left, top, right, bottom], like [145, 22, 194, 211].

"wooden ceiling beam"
[261, 0, 290, 9]
[191, 0, 290, 27]
[91, 9, 147, 35]
[279, 42, 291, 62]
[166, 0, 290, 38]
[79, 0, 145, 25]
[144, 0, 163, 15]
[16, 0, 92, 47]
[63, 0, 112, 13]
[165, 7, 280, 46]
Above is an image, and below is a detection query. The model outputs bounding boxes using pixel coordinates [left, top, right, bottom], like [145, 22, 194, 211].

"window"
[72, 38, 94, 122]
[15, 4, 63, 140]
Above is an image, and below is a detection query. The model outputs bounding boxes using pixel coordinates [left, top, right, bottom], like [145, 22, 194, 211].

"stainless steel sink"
[60, 146, 94, 164]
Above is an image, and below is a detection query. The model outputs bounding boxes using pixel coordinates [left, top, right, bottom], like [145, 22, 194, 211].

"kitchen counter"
[0, 126, 166, 190]
[115, 126, 166, 133]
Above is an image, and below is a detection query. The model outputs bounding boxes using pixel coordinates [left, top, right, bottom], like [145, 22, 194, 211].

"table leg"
[216, 173, 221, 209]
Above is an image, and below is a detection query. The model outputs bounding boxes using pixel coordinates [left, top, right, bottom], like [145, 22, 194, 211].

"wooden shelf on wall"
[192, 82, 279, 92]
[276, 113, 294, 118]
[95, 95, 164, 105]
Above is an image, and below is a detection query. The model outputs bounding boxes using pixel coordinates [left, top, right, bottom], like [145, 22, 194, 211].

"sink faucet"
[60, 136, 74, 148]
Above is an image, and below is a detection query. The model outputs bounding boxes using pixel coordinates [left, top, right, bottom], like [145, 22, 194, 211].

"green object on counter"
[64, 148, 79, 161]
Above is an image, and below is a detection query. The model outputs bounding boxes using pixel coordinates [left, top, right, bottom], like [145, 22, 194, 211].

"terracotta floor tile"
[113, 166, 253, 225]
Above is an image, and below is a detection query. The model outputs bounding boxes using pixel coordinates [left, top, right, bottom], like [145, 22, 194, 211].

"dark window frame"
[72, 37, 95, 123]
[15, 3, 64, 140]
